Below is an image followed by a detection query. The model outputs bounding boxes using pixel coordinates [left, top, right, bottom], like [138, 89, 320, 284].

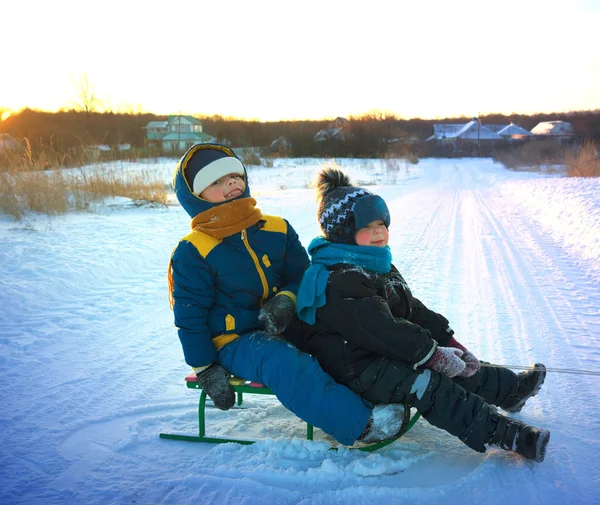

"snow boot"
[500, 363, 546, 413]
[487, 411, 550, 463]
[358, 404, 410, 443]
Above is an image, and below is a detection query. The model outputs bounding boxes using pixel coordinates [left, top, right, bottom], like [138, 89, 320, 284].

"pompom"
[315, 167, 353, 197]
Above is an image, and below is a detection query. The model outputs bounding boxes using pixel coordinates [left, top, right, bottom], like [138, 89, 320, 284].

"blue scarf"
[296, 237, 392, 324]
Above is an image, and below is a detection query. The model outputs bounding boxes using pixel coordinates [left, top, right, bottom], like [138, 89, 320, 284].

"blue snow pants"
[217, 331, 371, 445]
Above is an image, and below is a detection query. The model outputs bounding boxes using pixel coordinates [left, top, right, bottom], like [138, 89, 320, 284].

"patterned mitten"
[448, 337, 481, 377]
[425, 347, 466, 378]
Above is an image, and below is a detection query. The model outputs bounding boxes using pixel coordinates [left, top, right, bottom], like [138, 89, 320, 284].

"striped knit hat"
[316, 167, 390, 244]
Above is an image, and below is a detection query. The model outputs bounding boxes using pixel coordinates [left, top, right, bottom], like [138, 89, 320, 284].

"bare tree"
[69, 73, 101, 115]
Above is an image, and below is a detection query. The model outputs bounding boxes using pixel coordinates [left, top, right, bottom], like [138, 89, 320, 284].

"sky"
[2, 0, 600, 121]
[1, 157, 599, 504]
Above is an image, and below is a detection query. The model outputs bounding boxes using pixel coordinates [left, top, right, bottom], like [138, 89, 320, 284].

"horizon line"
[2, 105, 600, 124]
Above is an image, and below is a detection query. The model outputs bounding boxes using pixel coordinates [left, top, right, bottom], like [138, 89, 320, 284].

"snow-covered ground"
[1, 157, 599, 505]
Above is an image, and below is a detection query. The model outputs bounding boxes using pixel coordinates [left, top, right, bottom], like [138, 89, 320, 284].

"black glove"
[195, 364, 235, 410]
[258, 294, 296, 335]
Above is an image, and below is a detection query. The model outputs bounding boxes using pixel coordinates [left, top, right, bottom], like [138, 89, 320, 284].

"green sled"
[159, 375, 421, 452]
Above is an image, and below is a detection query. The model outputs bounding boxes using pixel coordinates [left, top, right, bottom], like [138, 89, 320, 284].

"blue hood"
[172, 143, 251, 218]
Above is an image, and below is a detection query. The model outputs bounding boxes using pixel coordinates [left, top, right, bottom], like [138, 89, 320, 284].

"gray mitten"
[195, 364, 235, 410]
[258, 294, 296, 335]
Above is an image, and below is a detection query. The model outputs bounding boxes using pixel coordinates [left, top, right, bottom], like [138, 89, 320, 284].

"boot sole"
[533, 429, 550, 463]
[358, 405, 410, 444]
[505, 364, 546, 413]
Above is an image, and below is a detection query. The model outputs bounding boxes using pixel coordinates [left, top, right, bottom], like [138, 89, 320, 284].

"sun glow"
[1, 0, 599, 120]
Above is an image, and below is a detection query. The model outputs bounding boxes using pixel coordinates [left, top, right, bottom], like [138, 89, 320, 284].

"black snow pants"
[344, 357, 519, 452]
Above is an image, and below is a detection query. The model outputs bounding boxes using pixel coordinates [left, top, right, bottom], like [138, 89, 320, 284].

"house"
[498, 123, 533, 139]
[530, 121, 577, 143]
[0, 133, 23, 154]
[314, 117, 350, 142]
[426, 118, 502, 153]
[143, 115, 215, 152]
[270, 136, 292, 152]
[426, 118, 532, 154]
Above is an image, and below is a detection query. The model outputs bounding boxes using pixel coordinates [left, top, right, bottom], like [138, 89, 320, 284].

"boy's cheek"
[355, 229, 371, 246]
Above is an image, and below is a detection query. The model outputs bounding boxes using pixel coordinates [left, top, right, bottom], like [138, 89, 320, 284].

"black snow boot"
[500, 363, 546, 413]
[358, 404, 411, 443]
[487, 411, 550, 463]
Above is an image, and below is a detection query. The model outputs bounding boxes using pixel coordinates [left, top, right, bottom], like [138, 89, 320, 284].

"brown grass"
[492, 140, 566, 172]
[0, 144, 169, 220]
[564, 142, 600, 177]
[493, 140, 600, 176]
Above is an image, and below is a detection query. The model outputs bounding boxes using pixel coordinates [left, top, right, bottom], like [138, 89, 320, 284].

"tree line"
[2, 108, 599, 159]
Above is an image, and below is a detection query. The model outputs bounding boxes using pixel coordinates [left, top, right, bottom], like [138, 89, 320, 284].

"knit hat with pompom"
[316, 167, 390, 244]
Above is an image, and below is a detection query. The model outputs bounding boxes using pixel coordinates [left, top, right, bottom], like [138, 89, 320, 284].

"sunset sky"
[2, 0, 599, 121]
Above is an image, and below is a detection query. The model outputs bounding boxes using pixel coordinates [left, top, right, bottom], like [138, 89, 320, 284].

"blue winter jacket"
[170, 144, 310, 367]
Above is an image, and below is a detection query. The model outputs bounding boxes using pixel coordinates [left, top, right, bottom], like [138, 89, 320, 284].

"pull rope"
[479, 362, 600, 377]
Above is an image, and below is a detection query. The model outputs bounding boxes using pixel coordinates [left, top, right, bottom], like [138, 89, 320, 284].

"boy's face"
[354, 220, 389, 247]
[199, 173, 246, 202]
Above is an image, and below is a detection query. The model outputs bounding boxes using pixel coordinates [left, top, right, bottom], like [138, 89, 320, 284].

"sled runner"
[159, 373, 421, 451]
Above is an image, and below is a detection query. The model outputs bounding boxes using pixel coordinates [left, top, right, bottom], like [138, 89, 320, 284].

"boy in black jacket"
[288, 167, 550, 462]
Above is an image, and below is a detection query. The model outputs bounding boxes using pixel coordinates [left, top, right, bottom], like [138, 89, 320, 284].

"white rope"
[479, 362, 600, 377]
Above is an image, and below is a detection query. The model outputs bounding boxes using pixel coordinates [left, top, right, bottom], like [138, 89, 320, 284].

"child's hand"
[448, 337, 481, 377]
[195, 364, 235, 410]
[425, 347, 466, 378]
[259, 294, 296, 335]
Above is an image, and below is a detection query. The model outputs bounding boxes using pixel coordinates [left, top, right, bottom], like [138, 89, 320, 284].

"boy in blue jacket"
[168, 144, 406, 445]
[289, 166, 550, 461]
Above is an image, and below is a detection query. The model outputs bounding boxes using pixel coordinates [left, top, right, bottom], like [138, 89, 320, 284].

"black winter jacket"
[286, 263, 454, 388]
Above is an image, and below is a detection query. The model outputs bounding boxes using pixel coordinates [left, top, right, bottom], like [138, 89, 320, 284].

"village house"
[530, 121, 578, 143]
[426, 118, 533, 154]
[269, 136, 292, 152]
[313, 117, 350, 142]
[0, 133, 23, 154]
[143, 115, 215, 152]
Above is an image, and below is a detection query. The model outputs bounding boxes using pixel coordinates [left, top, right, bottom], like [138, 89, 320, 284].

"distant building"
[270, 136, 292, 151]
[488, 123, 533, 140]
[83, 144, 131, 162]
[426, 118, 532, 154]
[0, 133, 22, 154]
[531, 121, 577, 143]
[143, 115, 215, 152]
[426, 118, 499, 154]
[314, 117, 350, 142]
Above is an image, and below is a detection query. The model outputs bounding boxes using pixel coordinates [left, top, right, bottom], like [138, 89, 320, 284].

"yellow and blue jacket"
[169, 145, 309, 367]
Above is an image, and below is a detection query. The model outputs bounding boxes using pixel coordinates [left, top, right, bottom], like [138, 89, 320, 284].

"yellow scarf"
[190, 197, 263, 239]
[168, 197, 263, 308]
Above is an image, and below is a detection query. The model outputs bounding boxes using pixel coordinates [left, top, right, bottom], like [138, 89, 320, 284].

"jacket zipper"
[241, 229, 269, 304]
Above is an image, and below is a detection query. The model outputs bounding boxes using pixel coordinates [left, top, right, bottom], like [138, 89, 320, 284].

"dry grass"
[0, 144, 169, 220]
[74, 167, 169, 204]
[564, 142, 600, 177]
[493, 140, 566, 172]
[1, 138, 72, 172]
[0, 168, 70, 220]
[241, 151, 262, 166]
[493, 140, 600, 176]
